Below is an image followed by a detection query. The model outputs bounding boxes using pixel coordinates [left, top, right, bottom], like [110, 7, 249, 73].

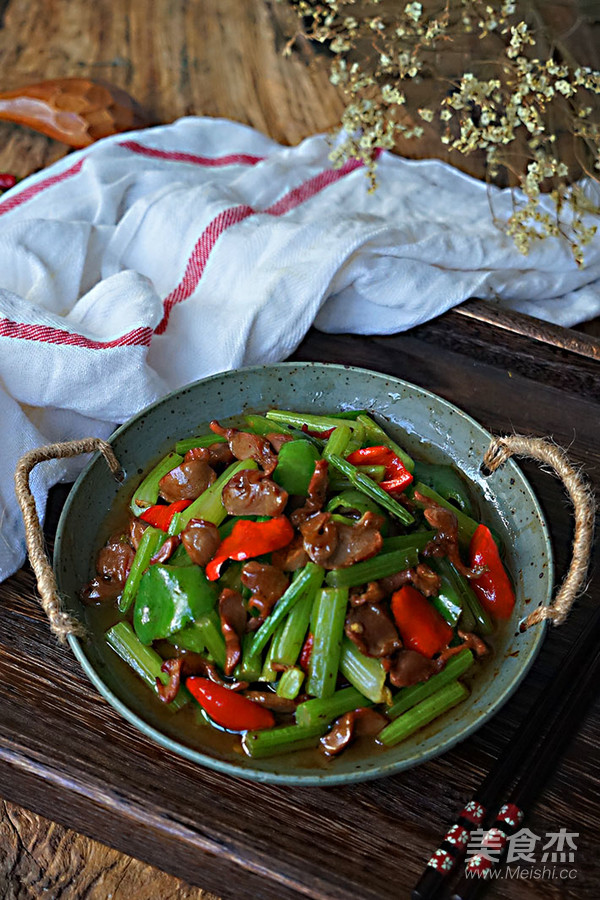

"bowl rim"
[56, 361, 554, 786]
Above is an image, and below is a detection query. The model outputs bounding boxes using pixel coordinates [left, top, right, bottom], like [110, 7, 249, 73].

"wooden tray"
[1, 303, 599, 900]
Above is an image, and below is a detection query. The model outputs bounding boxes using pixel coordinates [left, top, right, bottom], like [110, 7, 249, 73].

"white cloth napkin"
[1, 115, 599, 581]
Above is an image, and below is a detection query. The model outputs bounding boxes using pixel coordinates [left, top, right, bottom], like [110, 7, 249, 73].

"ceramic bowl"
[54, 363, 553, 785]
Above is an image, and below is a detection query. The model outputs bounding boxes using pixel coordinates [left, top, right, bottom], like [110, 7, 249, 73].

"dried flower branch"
[288, 0, 600, 264]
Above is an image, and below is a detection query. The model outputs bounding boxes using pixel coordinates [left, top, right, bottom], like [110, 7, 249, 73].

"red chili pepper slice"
[186, 677, 275, 731]
[299, 632, 314, 673]
[301, 424, 336, 439]
[391, 585, 453, 658]
[469, 524, 515, 620]
[139, 499, 192, 531]
[346, 445, 413, 495]
[205, 515, 294, 581]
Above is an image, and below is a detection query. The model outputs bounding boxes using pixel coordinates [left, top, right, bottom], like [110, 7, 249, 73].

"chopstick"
[411, 603, 600, 900]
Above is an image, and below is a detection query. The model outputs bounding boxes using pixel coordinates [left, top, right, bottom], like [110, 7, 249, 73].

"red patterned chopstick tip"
[459, 801, 486, 825]
[496, 803, 524, 828]
[119, 139, 265, 167]
[426, 848, 455, 873]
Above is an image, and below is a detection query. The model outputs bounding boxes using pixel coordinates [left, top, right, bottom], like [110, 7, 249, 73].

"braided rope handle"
[13, 433, 595, 641]
[14, 438, 124, 643]
[482, 435, 596, 629]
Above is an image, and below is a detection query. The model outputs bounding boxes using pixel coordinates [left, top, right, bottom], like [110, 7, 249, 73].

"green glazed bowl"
[54, 363, 553, 785]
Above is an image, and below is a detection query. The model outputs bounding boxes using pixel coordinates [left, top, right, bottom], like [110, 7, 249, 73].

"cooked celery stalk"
[118, 525, 165, 613]
[174, 434, 227, 454]
[296, 686, 372, 727]
[379, 680, 469, 746]
[242, 723, 327, 758]
[306, 587, 348, 699]
[271, 588, 315, 668]
[130, 451, 183, 515]
[386, 649, 474, 719]
[169, 610, 227, 670]
[276, 666, 305, 699]
[339, 637, 391, 705]
[325, 545, 422, 588]
[177, 459, 258, 529]
[266, 410, 364, 435]
[106, 621, 188, 711]
[326, 453, 414, 525]
[248, 563, 325, 657]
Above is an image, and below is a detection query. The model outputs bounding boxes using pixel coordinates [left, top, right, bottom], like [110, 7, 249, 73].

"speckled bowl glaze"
[54, 363, 553, 785]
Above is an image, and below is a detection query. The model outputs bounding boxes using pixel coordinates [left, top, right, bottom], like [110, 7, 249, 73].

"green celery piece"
[328, 464, 387, 493]
[174, 434, 227, 455]
[306, 587, 348, 699]
[244, 414, 290, 436]
[168, 622, 206, 654]
[130, 451, 183, 515]
[295, 686, 372, 727]
[196, 610, 227, 669]
[248, 562, 325, 657]
[356, 414, 415, 472]
[272, 440, 320, 496]
[425, 558, 463, 626]
[276, 666, 305, 700]
[446, 559, 494, 636]
[326, 453, 414, 525]
[339, 637, 391, 705]
[177, 459, 258, 529]
[334, 409, 370, 419]
[266, 410, 364, 436]
[323, 424, 352, 458]
[242, 723, 327, 758]
[234, 632, 263, 681]
[119, 526, 165, 613]
[386, 649, 474, 719]
[170, 610, 227, 670]
[259, 635, 279, 682]
[133, 564, 218, 644]
[106, 622, 188, 711]
[379, 680, 469, 747]
[344, 420, 366, 454]
[271, 588, 315, 668]
[380, 532, 433, 554]
[324, 545, 422, 588]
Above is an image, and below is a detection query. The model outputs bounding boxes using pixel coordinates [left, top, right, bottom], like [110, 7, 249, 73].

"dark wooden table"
[1, 2, 600, 899]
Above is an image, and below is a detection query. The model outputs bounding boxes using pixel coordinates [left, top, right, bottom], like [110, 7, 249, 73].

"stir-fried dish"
[81, 410, 515, 760]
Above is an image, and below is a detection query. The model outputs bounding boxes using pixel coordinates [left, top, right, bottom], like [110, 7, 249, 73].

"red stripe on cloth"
[0, 317, 153, 349]
[0, 158, 86, 217]
[155, 157, 363, 334]
[120, 140, 265, 167]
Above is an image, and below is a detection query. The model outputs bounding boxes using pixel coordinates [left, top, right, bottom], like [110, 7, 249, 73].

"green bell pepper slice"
[272, 440, 320, 496]
[133, 563, 218, 644]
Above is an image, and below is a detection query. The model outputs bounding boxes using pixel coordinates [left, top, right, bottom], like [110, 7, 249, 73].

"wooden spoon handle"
[0, 78, 150, 147]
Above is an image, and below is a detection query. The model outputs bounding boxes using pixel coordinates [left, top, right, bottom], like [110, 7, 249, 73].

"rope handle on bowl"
[14, 438, 124, 643]
[482, 434, 595, 630]
[13, 433, 595, 642]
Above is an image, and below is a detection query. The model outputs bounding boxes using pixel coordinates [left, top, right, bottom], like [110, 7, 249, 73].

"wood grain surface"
[0, 2, 599, 899]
